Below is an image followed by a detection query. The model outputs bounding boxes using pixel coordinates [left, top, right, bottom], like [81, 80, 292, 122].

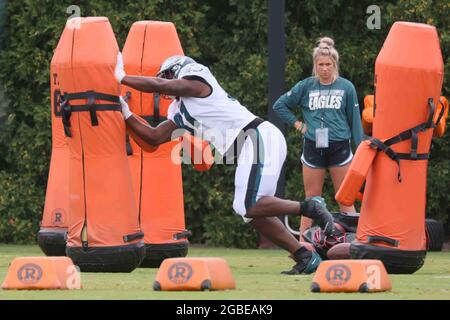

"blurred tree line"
[0, 0, 448, 246]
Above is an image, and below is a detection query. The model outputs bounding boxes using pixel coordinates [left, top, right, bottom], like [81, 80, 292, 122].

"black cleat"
[300, 197, 335, 236]
[281, 250, 322, 275]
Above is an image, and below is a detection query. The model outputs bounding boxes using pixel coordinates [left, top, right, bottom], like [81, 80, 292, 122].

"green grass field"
[0, 245, 449, 300]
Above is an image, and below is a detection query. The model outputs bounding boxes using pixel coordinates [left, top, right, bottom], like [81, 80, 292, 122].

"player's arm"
[115, 52, 210, 98]
[122, 76, 210, 98]
[126, 116, 178, 146]
[120, 96, 178, 146]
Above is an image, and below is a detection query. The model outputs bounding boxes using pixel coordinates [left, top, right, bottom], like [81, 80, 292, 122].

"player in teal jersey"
[273, 37, 364, 240]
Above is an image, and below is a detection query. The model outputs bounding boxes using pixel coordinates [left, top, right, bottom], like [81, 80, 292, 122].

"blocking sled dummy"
[55, 17, 145, 272]
[335, 22, 444, 273]
[37, 40, 70, 256]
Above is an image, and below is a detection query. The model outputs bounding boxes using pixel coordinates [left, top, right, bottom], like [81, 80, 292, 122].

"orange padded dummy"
[335, 140, 377, 206]
[37, 40, 69, 256]
[122, 21, 212, 267]
[336, 22, 444, 274]
[55, 17, 144, 272]
[181, 133, 215, 171]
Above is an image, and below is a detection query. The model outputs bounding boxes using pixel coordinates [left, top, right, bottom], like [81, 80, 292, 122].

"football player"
[115, 53, 336, 274]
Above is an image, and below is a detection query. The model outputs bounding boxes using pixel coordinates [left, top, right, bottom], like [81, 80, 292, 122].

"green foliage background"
[0, 0, 448, 246]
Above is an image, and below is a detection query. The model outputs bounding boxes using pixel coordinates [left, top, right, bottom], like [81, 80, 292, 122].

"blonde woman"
[273, 37, 363, 240]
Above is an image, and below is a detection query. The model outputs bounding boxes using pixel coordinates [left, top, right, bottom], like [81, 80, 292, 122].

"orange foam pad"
[182, 133, 214, 171]
[126, 116, 214, 171]
[311, 259, 391, 293]
[362, 95, 374, 134]
[153, 258, 236, 291]
[362, 108, 374, 135]
[335, 140, 377, 206]
[2, 257, 81, 290]
[363, 95, 374, 110]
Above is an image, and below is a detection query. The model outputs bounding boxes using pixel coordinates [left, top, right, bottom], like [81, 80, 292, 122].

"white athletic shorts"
[232, 121, 287, 223]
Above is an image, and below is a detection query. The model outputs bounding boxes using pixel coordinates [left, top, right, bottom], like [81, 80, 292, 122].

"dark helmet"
[156, 55, 196, 79]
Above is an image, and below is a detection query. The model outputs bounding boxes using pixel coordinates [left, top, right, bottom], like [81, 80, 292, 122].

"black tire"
[350, 242, 426, 274]
[425, 219, 444, 252]
[37, 229, 67, 256]
[66, 242, 146, 273]
[139, 241, 189, 268]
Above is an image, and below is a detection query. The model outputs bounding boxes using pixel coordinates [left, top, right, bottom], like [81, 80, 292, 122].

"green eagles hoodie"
[273, 76, 363, 148]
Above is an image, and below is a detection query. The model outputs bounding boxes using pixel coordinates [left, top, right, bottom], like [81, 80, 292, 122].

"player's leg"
[233, 124, 292, 218]
[232, 124, 299, 249]
[240, 124, 333, 233]
[232, 122, 323, 274]
[249, 217, 302, 253]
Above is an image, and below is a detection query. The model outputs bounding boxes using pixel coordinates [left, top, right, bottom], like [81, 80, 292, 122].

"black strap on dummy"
[125, 115, 167, 155]
[173, 230, 192, 241]
[367, 235, 399, 247]
[152, 93, 161, 126]
[123, 92, 133, 156]
[60, 91, 121, 137]
[125, 134, 133, 156]
[434, 99, 446, 126]
[368, 98, 436, 182]
[123, 232, 144, 243]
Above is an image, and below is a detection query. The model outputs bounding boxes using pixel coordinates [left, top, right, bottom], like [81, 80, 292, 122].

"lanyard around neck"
[318, 80, 334, 128]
